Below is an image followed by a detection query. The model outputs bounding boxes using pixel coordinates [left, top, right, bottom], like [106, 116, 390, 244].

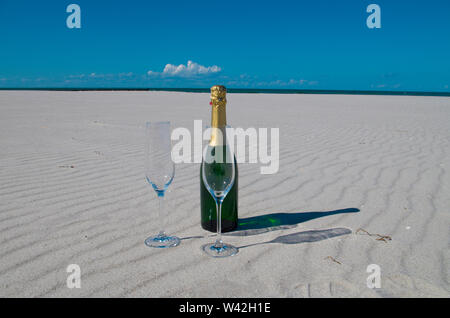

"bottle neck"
[210, 102, 227, 146]
[211, 103, 227, 128]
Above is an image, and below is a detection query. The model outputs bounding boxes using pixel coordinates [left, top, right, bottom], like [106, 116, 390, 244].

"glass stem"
[157, 193, 166, 238]
[215, 201, 223, 248]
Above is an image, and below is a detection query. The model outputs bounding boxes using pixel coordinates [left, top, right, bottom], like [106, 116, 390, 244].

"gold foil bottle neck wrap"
[210, 85, 227, 106]
[210, 85, 227, 146]
[210, 85, 227, 128]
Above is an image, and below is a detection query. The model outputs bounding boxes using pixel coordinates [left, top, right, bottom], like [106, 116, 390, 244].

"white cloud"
[249, 78, 316, 88]
[119, 72, 133, 77]
[148, 60, 221, 78]
[147, 71, 158, 77]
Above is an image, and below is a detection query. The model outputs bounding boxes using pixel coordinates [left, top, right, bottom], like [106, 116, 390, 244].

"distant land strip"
[0, 87, 449, 97]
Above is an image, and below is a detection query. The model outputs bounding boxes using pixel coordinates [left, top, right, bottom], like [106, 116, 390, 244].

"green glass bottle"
[200, 85, 238, 233]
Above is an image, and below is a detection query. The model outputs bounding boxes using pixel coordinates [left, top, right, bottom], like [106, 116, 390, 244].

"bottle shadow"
[225, 208, 359, 237]
[237, 227, 352, 249]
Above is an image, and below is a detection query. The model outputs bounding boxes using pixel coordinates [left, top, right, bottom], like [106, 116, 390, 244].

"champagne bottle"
[200, 85, 238, 232]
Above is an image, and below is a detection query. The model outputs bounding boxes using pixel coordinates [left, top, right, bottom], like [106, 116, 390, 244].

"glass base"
[201, 242, 238, 258]
[145, 235, 180, 248]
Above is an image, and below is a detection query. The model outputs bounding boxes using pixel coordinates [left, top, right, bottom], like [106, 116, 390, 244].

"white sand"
[0, 90, 449, 297]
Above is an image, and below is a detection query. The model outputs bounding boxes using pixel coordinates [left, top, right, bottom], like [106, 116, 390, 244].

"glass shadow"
[238, 227, 352, 249]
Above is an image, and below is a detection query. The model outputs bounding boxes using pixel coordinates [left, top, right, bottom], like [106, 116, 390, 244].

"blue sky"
[0, 0, 449, 91]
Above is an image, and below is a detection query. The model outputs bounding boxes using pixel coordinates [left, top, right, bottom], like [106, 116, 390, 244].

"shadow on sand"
[237, 227, 352, 249]
[182, 208, 359, 249]
[225, 208, 359, 237]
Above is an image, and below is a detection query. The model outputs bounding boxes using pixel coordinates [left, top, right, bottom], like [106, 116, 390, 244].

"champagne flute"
[201, 127, 238, 257]
[144, 121, 180, 248]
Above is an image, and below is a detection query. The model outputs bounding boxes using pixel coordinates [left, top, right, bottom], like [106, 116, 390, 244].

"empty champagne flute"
[144, 121, 180, 248]
[201, 127, 238, 257]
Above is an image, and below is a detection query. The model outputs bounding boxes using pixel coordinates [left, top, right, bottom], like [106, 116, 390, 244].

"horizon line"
[0, 87, 449, 97]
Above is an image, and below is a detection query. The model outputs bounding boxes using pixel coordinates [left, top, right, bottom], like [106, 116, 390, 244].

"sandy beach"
[0, 90, 449, 297]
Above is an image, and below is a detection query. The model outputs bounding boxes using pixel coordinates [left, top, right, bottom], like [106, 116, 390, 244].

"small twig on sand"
[324, 256, 342, 265]
[58, 165, 75, 168]
[356, 228, 392, 243]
